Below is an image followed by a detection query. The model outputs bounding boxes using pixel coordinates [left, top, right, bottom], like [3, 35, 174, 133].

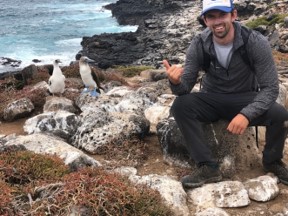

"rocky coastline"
[2, 0, 288, 74]
[78, 0, 288, 69]
[79, 0, 199, 69]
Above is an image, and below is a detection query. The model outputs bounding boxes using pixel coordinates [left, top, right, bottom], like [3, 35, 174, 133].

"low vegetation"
[0, 149, 70, 185]
[0, 149, 172, 215]
[246, 13, 288, 29]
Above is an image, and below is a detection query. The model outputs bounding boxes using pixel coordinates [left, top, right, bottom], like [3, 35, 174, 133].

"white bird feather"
[48, 59, 65, 96]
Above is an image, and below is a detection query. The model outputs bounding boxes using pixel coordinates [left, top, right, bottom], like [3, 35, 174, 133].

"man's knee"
[171, 94, 198, 118]
[267, 103, 288, 123]
[171, 96, 184, 117]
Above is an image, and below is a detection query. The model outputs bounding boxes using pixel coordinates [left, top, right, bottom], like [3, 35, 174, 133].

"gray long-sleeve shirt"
[170, 22, 279, 122]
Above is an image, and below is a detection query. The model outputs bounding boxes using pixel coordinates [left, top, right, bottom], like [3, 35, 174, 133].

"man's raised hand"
[163, 59, 183, 85]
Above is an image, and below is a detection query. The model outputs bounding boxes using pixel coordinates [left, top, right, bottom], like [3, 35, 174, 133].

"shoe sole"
[182, 175, 223, 189]
[264, 168, 288, 185]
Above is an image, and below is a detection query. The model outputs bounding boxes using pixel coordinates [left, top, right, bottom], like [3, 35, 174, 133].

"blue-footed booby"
[79, 56, 103, 97]
[48, 59, 65, 96]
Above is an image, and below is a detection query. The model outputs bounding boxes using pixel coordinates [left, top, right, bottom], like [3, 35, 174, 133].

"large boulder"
[157, 117, 262, 177]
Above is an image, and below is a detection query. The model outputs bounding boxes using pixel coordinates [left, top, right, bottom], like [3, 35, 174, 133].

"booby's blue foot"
[82, 86, 90, 93]
[90, 88, 99, 97]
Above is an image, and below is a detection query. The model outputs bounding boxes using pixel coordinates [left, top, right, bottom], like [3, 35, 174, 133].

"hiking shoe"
[263, 160, 288, 185]
[181, 165, 222, 189]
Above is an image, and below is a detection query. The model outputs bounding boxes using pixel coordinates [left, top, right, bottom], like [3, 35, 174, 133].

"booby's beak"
[84, 58, 95, 63]
[55, 59, 62, 64]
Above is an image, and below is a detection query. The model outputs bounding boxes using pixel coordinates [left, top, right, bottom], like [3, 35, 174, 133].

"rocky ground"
[2, 119, 288, 216]
[2, 84, 288, 215]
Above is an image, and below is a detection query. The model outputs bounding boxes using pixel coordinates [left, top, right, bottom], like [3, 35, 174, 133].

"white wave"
[0, 0, 135, 74]
[55, 38, 82, 47]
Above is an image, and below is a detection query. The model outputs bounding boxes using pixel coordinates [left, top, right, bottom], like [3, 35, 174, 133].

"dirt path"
[0, 118, 26, 136]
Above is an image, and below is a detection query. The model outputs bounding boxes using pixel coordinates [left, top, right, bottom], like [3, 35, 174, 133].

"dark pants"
[171, 92, 288, 165]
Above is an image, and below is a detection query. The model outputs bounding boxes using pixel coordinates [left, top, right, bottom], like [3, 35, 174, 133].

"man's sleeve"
[170, 36, 202, 96]
[240, 32, 279, 121]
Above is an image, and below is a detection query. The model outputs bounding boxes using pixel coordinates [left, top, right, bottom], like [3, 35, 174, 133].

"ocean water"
[0, 0, 138, 73]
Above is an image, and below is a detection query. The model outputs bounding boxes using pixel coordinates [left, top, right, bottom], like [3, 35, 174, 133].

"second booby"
[48, 59, 65, 96]
[79, 56, 103, 97]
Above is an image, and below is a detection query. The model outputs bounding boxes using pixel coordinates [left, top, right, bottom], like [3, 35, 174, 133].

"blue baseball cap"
[201, 0, 234, 16]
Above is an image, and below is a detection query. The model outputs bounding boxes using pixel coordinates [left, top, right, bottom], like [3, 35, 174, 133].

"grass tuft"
[246, 13, 288, 29]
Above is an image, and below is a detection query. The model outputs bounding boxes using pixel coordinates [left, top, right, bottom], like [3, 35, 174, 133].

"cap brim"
[201, 7, 233, 16]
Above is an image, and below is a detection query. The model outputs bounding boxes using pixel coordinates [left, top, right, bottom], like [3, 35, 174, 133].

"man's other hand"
[227, 114, 249, 135]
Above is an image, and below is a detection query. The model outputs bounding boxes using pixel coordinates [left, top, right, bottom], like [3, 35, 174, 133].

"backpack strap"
[200, 36, 211, 73]
[241, 26, 261, 92]
[238, 26, 254, 71]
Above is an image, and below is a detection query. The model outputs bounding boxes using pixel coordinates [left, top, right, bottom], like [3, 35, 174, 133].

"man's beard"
[212, 25, 230, 39]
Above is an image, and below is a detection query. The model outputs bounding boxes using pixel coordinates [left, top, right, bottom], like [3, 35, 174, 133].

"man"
[163, 0, 288, 189]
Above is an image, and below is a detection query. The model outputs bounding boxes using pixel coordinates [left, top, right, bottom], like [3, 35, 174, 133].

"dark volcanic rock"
[81, 32, 146, 69]
[106, 0, 181, 26]
[0, 57, 21, 68]
[79, 0, 188, 69]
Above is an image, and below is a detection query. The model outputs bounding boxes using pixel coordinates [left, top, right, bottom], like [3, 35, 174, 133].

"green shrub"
[0, 151, 70, 185]
[0, 180, 14, 215]
[246, 14, 288, 29]
[0, 149, 172, 215]
[26, 168, 173, 216]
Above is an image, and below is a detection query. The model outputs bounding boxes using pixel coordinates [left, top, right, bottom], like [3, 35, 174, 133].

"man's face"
[203, 10, 237, 39]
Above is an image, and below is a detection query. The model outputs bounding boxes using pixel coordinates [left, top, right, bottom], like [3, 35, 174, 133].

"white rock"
[5, 133, 101, 168]
[188, 181, 250, 210]
[244, 175, 279, 202]
[144, 105, 170, 132]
